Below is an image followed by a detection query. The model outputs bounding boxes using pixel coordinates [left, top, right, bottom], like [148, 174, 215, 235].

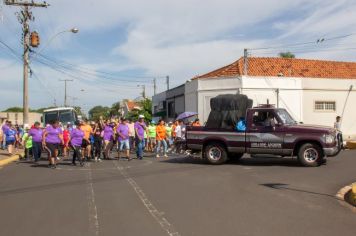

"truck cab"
[186, 105, 341, 167]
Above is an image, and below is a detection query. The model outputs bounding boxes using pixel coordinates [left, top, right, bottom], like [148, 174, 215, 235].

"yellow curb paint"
[351, 183, 356, 203]
[346, 141, 356, 149]
[0, 154, 22, 167]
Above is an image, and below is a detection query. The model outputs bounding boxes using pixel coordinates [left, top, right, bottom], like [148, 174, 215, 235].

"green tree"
[34, 107, 56, 113]
[2, 107, 24, 112]
[279, 51, 296, 58]
[88, 106, 111, 121]
[73, 106, 86, 119]
[127, 98, 152, 122]
[109, 102, 121, 117]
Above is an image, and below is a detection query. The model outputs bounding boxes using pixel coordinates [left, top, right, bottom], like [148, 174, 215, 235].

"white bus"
[42, 107, 78, 126]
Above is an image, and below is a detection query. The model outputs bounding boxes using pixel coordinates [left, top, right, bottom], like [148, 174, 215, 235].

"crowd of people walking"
[0, 115, 197, 169]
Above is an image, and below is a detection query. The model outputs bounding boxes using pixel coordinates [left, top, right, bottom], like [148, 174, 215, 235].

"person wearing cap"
[29, 121, 43, 162]
[147, 121, 157, 152]
[22, 124, 33, 160]
[70, 121, 85, 166]
[116, 118, 131, 161]
[134, 115, 146, 160]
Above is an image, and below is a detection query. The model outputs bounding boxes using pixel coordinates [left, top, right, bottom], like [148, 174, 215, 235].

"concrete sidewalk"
[0, 149, 23, 167]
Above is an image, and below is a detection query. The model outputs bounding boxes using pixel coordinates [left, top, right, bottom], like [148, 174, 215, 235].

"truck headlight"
[324, 134, 335, 144]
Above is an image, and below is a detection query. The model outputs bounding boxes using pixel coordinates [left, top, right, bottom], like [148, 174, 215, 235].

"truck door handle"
[250, 128, 258, 131]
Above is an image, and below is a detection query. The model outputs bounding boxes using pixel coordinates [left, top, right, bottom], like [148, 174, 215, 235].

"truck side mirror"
[40, 116, 43, 123]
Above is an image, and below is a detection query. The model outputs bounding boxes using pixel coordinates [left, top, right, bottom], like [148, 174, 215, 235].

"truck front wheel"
[204, 143, 228, 165]
[297, 143, 323, 167]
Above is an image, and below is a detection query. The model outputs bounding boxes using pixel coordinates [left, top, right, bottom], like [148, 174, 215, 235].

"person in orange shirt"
[155, 119, 168, 158]
[192, 118, 201, 127]
[80, 119, 93, 160]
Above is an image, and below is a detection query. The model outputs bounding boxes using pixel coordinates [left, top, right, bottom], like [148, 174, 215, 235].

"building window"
[314, 101, 336, 112]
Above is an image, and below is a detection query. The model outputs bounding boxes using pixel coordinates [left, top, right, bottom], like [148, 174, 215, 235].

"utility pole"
[59, 79, 73, 107]
[4, 0, 49, 124]
[166, 75, 170, 90]
[153, 78, 157, 95]
[142, 85, 146, 99]
[243, 48, 248, 76]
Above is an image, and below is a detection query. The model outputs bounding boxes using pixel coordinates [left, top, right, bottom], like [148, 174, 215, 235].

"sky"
[0, 0, 355, 113]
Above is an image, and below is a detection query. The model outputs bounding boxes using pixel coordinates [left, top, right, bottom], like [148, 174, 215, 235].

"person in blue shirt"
[5, 125, 18, 155]
[236, 117, 246, 132]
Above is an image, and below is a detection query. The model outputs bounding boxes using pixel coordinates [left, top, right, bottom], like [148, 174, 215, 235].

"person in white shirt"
[334, 116, 343, 149]
[174, 120, 186, 153]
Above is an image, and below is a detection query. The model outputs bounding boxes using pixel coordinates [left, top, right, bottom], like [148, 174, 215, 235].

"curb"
[336, 183, 356, 212]
[345, 141, 356, 149]
[0, 153, 23, 167]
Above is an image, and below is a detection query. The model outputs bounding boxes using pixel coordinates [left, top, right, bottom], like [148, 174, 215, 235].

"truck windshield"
[59, 110, 75, 124]
[44, 111, 58, 124]
[276, 109, 297, 125]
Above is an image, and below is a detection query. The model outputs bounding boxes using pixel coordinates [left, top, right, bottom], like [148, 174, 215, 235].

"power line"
[248, 33, 355, 51]
[31, 51, 167, 81]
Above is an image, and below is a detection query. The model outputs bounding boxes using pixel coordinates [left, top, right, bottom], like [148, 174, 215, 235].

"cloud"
[1, 0, 356, 112]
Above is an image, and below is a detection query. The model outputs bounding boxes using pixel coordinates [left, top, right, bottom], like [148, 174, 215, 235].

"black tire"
[228, 153, 244, 161]
[204, 143, 228, 165]
[297, 143, 324, 167]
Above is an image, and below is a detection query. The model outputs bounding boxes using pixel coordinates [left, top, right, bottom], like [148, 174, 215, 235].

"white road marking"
[86, 163, 100, 236]
[113, 161, 180, 236]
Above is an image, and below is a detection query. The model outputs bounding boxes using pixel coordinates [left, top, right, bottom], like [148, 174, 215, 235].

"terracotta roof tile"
[194, 57, 356, 80]
[126, 101, 141, 111]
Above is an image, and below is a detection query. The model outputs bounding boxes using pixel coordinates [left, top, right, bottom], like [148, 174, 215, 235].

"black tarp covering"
[206, 94, 252, 129]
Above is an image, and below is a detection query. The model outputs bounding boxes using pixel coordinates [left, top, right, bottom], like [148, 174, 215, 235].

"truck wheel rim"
[304, 148, 318, 162]
[208, 147, 222, 161]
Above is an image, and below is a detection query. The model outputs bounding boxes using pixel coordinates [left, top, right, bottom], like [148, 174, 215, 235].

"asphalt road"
[0, 150, 355, 236]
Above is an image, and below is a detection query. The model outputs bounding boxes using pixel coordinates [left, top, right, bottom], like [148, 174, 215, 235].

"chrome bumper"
[323, 147, 340, 156]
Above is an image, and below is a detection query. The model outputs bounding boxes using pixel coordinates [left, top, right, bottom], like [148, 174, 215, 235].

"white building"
[185, 57, 356, 140]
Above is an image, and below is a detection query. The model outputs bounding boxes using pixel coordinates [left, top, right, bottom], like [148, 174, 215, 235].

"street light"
[35, 27, 79, 55]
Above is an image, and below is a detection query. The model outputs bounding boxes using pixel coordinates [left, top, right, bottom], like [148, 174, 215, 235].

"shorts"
[168, 137, 174, 145]
[119, 139, 130, 151]
[148, 137, 156, 144]
[6, 140, 15, 146]
[81, 139, 90, 148]
[45, 143, 59, 157]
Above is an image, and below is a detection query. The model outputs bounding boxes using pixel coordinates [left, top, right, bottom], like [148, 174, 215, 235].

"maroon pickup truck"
[186, 105, 341, 167]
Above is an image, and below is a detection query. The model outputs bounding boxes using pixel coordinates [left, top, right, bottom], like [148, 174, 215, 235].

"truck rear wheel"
[204, 143, 228, 165]
[297, 143, 323, 167]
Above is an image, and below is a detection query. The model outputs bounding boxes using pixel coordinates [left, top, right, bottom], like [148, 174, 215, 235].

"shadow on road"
[0, 160, 207, 197]
[260, 183, 340, 200]
[162, 155, 304, 167]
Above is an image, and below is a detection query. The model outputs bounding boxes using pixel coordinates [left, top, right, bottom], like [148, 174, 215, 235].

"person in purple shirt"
[103, 121, 114, 159]
[42, 120, 63, 169]
[135, 115, 147, 160]
[1, 120, 10, 150]
[28, 121, 43, 162]
[117, 118, 131, 160]
[70, 121, 85, 166]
